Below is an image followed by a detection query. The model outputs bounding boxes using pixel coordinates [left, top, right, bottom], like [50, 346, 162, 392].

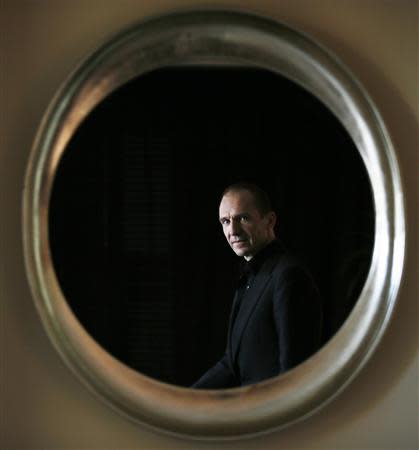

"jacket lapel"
[227, 291, 241, 361]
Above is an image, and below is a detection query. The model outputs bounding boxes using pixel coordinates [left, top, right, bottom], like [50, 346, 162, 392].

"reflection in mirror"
[49, 67, 374, 387]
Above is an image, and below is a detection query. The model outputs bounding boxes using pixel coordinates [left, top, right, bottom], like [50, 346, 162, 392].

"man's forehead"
[219, 191, 256, 214]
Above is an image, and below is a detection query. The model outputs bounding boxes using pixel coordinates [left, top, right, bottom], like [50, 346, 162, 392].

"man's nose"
[230, 219, 241, 235]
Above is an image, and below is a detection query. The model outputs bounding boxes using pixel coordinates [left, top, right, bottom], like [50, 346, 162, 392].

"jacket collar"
[239, 239, 283, 280]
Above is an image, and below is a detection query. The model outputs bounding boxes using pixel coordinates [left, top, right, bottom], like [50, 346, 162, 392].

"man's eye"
[221, 219, 229, 225]
[240, 216, 249, 222]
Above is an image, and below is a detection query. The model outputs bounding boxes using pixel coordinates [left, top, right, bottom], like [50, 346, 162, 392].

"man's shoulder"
[266, 244, 312, 279]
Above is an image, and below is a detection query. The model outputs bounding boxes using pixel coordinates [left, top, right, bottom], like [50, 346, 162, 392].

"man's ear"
[268, 211, 277, 229]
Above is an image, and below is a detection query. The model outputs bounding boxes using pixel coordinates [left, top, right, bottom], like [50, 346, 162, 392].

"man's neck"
[244, 238, 276, 262]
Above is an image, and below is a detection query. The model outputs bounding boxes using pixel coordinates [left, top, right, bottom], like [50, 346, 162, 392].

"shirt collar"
[239, 239, 281, 279]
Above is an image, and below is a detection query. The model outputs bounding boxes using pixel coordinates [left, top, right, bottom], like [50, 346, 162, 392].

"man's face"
[219, 190, 276, 260]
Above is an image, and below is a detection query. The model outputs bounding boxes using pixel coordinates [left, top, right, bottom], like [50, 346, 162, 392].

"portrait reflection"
[192, 183, 323, 388]
[48, 67, 374, 387]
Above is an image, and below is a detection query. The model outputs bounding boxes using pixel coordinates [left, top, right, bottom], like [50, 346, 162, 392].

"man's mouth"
[232, 239, 247, 245]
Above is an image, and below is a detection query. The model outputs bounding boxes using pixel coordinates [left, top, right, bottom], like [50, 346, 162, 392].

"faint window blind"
[120, 133, 175, 382]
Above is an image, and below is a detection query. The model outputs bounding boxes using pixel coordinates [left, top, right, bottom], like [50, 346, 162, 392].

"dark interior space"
[48, 67, 374, 387]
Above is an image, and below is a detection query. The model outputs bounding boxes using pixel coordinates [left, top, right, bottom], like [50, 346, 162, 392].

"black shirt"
[232, 240, 283, 329]
[236, 240, 283, 305]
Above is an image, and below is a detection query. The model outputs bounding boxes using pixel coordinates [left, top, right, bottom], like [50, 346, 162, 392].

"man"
[192, 182, 323, 389]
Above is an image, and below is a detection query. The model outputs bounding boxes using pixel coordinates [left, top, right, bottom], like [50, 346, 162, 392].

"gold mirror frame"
[22, 10, 405, 440]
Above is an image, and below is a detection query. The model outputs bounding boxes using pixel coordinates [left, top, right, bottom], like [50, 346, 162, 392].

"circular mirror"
[23, 10, 405, 439]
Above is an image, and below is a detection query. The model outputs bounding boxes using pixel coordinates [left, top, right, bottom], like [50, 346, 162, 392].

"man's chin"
[232, 246, 250, 257]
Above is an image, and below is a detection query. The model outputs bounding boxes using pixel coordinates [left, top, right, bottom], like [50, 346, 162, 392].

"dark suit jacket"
[193, 241, 323, 388]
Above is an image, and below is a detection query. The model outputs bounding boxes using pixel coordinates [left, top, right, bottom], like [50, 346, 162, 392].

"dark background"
[49, 67, 374, 387]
